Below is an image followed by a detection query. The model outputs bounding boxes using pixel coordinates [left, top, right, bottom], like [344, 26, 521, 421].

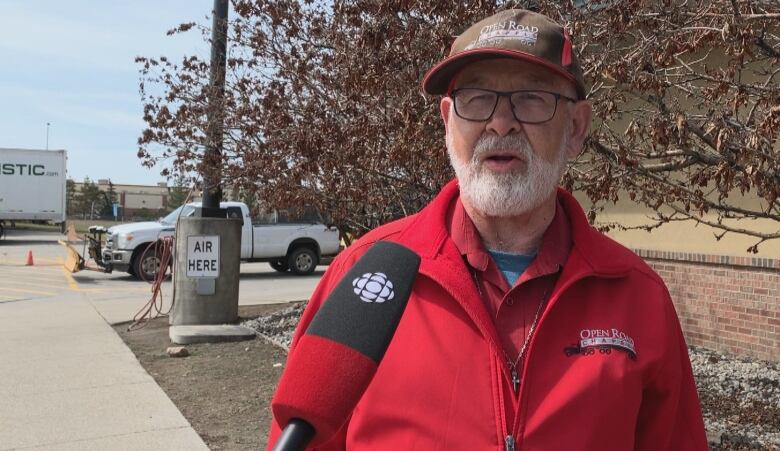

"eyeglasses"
[450, 88, 577, 124]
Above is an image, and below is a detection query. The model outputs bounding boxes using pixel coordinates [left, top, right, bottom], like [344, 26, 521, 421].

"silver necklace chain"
[471, 268, 549, 393]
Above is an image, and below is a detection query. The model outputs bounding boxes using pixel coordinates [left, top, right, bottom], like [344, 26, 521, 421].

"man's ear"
[440, 96, 452, 135]
[565, 100, 592, 159]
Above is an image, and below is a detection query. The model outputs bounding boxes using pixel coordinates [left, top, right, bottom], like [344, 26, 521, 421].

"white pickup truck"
[102, 201, 340, 280]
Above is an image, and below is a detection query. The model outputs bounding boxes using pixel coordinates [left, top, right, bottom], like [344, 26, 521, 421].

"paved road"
[0, 229, 323, 450]
[0, 229, 323, 324]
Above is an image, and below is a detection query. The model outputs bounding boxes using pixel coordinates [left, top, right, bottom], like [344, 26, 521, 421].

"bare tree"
[561, 0, 780, 253]
[138, 0, 779, 249]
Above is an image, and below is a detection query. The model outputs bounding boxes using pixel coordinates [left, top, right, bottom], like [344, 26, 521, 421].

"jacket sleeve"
[633, 289, 709, 451]
[266, 248, 365, 451]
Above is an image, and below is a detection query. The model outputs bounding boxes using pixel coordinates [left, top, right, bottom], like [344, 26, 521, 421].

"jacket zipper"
[505, 435, 516, 451]
[504, 360, 517, 451]
[502, 355, 517, 451]
[491, 353, 512, 451]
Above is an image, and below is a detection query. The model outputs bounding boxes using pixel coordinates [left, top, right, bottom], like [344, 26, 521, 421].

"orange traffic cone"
[25, 250, 34, 266]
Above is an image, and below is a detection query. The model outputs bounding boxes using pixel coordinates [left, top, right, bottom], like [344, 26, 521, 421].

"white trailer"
[0, 148, 67, 223]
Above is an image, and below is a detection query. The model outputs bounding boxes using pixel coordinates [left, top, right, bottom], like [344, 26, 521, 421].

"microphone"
[271, 241, 421, 451]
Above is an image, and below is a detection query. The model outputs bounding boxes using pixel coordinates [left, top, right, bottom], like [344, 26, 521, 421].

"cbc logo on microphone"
[352, 272, 395, 303]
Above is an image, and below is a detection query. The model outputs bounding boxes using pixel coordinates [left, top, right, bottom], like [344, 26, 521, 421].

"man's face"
[440, 58, 589, 217]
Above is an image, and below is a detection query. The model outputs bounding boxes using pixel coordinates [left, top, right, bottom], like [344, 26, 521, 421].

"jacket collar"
[397, 179, 633, 277]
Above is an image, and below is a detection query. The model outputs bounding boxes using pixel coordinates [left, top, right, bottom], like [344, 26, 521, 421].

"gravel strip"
[241, 302, 304, 351]
[691, 346, 780, 450]
[244, 305, 780, 450]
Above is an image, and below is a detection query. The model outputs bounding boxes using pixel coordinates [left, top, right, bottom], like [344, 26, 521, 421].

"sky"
[0, 0, 215, 186]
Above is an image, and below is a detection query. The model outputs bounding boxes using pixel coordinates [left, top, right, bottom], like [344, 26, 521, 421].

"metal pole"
[169, 0, 244, 338]
[46, 122, 50, 150]
[201, 0, 229, 216]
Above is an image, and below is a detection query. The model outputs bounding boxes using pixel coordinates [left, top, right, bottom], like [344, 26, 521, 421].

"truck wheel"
[133, 245, 163, 282]
[269, 259, 289, 272]
[288, 247, 318, 275]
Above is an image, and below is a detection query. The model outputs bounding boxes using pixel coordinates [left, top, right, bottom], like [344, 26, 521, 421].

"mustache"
[472, 134, 532, 161]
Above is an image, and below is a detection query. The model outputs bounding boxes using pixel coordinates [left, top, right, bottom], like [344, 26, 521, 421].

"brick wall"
[634, 249, 780, 362]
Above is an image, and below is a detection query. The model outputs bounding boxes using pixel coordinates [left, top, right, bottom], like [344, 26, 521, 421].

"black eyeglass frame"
[449, 88, 579, 124]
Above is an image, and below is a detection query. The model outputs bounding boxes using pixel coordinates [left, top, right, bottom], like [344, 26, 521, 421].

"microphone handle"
[272, 418, 316, 451]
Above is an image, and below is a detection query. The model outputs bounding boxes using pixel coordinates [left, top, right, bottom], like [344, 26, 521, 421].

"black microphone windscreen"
[304, 240, 421, 363]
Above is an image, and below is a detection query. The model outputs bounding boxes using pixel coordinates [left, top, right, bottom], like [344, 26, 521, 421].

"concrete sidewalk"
[1, 229, 318, 450]
[0, 287, 208, 450]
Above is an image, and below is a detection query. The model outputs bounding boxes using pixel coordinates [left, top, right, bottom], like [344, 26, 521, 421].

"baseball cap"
[422, 9, 586, 99]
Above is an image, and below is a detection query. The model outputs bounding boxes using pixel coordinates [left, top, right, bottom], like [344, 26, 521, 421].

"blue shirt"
[488, 250, 536, 287]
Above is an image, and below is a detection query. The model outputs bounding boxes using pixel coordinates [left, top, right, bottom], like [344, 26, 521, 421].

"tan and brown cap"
[422, 9, 586, 99]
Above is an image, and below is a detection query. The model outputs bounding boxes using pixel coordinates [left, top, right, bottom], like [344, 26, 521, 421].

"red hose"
[127, 236, 175, 331]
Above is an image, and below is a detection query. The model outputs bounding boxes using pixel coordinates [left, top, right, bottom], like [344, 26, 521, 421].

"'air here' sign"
[186, 235, 220, 278]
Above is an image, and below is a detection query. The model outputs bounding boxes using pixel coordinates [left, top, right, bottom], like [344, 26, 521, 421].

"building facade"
[72, 180, 170, 220]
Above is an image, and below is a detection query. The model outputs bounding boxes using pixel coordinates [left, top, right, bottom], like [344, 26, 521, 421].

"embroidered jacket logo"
[564, 328, 637, 360]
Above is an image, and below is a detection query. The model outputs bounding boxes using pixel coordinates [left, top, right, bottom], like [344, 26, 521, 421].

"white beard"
[447, 130, 569, 217]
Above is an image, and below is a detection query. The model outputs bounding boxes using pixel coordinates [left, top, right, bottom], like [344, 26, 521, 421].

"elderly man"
[268, 9, 708, 451]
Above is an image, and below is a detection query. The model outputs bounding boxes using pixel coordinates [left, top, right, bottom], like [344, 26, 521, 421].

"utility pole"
[46, 122, 50, 150]
[170, 0, 252, 346]
[200, 0, 229, 218]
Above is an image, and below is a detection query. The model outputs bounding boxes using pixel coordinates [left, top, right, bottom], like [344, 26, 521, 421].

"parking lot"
[0, 229, 322, 324]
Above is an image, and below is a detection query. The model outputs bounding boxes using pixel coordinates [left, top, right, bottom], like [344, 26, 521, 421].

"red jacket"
[268, 180, 708, 451]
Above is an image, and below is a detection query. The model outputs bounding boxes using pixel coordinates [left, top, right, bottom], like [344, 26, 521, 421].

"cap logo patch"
[352, 272, 395, 303]
[466, 21, 538, 50]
